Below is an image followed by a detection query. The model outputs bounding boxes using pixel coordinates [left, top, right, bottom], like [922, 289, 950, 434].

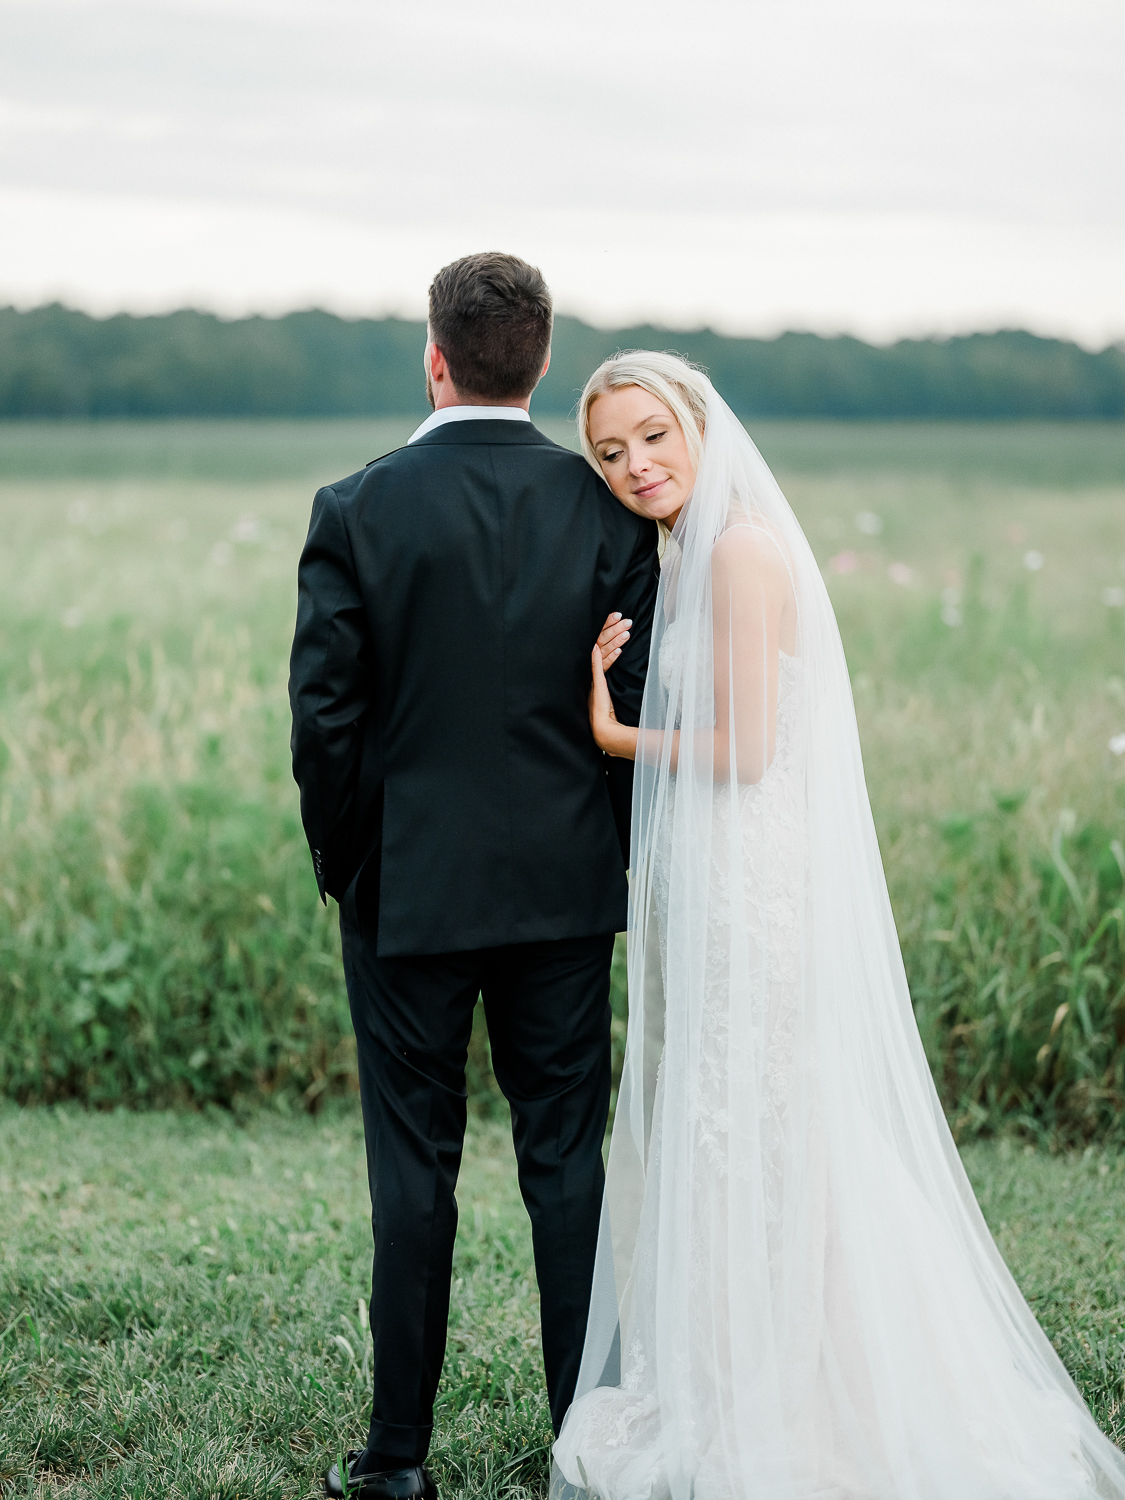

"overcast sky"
[1, 0, 1122, 342]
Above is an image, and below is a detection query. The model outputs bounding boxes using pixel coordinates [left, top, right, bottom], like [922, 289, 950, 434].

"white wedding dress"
[553, 389, 1125, 1500]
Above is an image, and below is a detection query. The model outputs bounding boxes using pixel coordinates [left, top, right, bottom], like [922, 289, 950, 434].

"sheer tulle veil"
[552, 366, 1125, 1499]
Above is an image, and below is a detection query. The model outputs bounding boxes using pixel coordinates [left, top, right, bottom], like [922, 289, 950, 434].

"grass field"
[1, 417, 1124, 1492]
[2, 1105, 1124, 1499]
[1, 416, 1122, 1131]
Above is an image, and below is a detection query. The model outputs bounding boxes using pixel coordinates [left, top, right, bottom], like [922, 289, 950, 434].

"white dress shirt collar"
[407, 405, 532, 444]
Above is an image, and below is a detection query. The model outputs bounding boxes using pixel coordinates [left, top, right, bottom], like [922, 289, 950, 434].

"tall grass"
[885, 687, 1125, 1142]
[0, 477, 347, 1111]
[0, 423, 1123, 1139]
[817, 468, 1125, 1140]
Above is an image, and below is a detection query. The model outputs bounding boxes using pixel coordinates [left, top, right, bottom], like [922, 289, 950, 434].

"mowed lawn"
[0, 1107, 545, 1500]
[2, 1106, 1125, 1499]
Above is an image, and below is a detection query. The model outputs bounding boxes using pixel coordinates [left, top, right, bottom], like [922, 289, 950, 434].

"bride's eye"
[601, 449, 623, 464]
[646, 430, 666, 443]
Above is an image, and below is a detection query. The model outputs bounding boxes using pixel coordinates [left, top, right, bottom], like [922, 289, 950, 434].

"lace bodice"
[558, 620, 810, 1496]
[658, 615, 802, 772]
[652, 619, 806, 1197]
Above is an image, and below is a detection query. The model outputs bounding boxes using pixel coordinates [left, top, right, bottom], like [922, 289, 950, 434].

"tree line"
[2, 303, 1124, 420]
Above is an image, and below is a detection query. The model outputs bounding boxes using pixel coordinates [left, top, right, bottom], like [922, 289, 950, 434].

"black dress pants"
[339, 917, 615, 1465]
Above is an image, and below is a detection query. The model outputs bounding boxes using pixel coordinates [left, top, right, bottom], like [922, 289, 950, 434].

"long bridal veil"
[553, 376, 1125, 1500]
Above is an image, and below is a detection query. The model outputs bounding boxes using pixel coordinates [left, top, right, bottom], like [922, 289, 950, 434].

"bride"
[552, 350, 1125, 1500]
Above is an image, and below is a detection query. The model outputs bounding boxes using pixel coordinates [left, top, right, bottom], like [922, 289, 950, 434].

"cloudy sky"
[1, 0, 1122, 342]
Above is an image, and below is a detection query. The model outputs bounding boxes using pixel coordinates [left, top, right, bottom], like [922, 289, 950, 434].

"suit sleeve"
[605, 517, 660, 868]
[288, 486, 373, 902]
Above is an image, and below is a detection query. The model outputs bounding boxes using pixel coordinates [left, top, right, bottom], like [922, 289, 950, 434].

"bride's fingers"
[597, 616, 632, 668]
[597, 613, 631, 647]
[600, 627, 629, 653]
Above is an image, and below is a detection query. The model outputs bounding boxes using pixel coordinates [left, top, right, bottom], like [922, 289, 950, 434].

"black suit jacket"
[288, 419, 659, 957]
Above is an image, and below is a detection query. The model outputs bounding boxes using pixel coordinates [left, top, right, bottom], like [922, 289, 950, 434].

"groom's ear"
[538, 347, 551, 381]
[427, 340, 454, 386]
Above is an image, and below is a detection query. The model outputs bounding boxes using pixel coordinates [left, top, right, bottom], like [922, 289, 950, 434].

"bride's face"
[587, 385, 696, 528]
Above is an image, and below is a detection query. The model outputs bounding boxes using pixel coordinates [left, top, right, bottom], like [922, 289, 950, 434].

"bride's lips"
[633, 476, 667, 500]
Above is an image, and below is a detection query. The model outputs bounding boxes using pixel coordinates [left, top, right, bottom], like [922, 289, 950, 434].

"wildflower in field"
[233, 515, 260, 543]
[1024, 549, 1045, 571]
[888, 562, 914, 586]
[940, 584, 962, 627]
[1102, 586, 1125, 607]
[61, 606, 83, 628]
[829, 550, 859, 574]
[855, 511, 882, 536]
[1110, 733, 1125, 756]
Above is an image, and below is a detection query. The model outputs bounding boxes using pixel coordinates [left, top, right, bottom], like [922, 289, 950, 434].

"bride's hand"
[596, 612, 631, 673]
[588, 643, 621, 752]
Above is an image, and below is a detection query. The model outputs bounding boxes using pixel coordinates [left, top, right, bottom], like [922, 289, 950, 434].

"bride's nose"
[627, 445, 650, 476]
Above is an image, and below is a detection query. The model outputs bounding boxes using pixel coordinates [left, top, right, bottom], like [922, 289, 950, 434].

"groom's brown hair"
[428, 252, 553, 402]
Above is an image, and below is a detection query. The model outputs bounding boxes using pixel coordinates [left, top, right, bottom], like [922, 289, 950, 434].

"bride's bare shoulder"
[710, 521, 792, 590]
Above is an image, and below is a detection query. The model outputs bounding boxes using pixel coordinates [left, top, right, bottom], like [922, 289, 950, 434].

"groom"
[289, 252, 658, 1499]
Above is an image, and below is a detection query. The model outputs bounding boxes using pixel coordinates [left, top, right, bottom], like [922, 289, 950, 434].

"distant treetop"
[1, 304, 1122, 420]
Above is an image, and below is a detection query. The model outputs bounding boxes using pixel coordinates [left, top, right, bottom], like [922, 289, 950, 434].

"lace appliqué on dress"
[654, 622, 806, 1223]
[556, 632, 809, 1500]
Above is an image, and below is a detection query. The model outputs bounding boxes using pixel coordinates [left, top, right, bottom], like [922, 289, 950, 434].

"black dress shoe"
[323, 1453, 437, 1500]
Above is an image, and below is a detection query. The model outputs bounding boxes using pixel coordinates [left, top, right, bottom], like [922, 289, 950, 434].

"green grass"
[0, 1106, 547, 1500]
[2, 1107, 1123, 1497]
[0, 421, 1123, 1490]
[0, 420, 1123, 1134]
[785, 462, 1125, 1139]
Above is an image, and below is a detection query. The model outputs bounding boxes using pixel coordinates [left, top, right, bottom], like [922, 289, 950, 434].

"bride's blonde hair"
[577, 349, 710, 474]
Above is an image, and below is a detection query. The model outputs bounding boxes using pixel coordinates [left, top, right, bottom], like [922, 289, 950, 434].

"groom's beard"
[426, 369, 436, 410]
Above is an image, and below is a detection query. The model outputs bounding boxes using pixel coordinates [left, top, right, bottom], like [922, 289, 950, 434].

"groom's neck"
[432, 383, 532, 413]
